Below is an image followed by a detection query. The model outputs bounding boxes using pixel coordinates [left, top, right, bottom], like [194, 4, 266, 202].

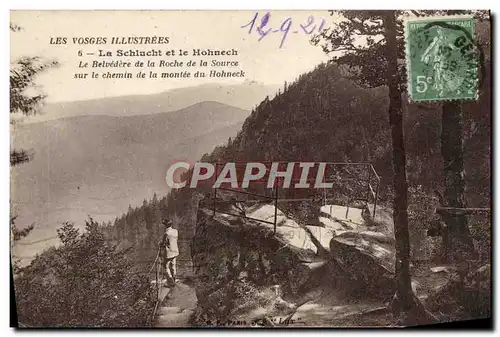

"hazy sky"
[11, 10, 333, 102]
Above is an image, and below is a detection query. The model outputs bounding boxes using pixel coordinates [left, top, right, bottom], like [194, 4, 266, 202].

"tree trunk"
[382, 11, 414, 315]
[441, 101, 477, 263]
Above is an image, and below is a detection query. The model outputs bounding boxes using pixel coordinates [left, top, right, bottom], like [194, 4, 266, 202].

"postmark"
[405, 16, 478, 102]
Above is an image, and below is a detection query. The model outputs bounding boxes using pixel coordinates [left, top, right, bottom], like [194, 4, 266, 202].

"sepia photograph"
[9, 9, 492, 328]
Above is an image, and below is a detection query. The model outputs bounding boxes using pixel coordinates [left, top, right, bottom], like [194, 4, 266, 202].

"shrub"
[13, 218, 156, 327]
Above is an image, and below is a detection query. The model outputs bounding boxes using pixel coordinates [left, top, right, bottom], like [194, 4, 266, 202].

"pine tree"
[10, 23, 57, 248]
[314, 10, 435, 323]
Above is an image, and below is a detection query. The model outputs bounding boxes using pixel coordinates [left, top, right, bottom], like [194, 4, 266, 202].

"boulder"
[358, 231, 395, 245]
[317, 203, 396, 296]
[329, 231, 395, 295]
[245, 204, 318, 255]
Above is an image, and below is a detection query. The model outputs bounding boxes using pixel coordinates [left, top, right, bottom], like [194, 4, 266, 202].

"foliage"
[10, 215, 34, 244]
[13, 218, 156, 327]
[425, 263, 491, 321]
[10, 56, 57, 119]
[104, 193, 171, 273]
[10, 22, 58, 121]
[406, 185, 441, 261]
[10, 24, 58, 166]
[469, 215, 491, 263]
[10, 214, 35, 273]
[10, 23, 58, 253]
[312, 10, 398, 89]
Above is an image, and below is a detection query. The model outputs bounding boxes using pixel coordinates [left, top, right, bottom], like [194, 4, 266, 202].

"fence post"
[213, 188, 217, 217]
[365, 165, 372, 207]
[273, 186, 278, 235]
[373, 181, 379, 218]
[155, 258, 158, 292]
[213, 163, 218, 217]
[345, 195, 350, 219]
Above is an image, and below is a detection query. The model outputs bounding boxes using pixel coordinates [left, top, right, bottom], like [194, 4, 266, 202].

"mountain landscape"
[11, 100, 250, 262]
[12, 11, 491, 329]
[19, 82, 279, 124]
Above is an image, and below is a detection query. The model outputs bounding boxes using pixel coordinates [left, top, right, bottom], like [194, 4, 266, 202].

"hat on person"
[162, 218, 173, 226]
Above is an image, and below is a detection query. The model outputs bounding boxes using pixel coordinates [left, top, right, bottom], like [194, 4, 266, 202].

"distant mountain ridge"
[22, 82, 279, 123]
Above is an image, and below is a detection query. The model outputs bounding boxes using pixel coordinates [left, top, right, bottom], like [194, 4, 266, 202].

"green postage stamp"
[406, 16, 478, 102]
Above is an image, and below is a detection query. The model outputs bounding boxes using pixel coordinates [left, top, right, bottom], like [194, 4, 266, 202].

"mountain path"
[155, 280, 198, 327]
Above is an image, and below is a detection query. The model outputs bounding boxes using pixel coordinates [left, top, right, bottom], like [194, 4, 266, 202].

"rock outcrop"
[190, 202, 398, 326]
[320, 204, 396, 297]
[189, 201, 489, 326]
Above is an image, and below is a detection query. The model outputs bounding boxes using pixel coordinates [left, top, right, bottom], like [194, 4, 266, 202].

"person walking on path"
[159, 218, 179, 287]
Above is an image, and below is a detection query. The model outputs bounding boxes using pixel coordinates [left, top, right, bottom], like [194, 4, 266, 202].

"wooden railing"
[147, 248, 163, 325]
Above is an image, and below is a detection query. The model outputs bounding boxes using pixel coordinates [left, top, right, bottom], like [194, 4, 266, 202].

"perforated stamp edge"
[404, 14, 480, 103]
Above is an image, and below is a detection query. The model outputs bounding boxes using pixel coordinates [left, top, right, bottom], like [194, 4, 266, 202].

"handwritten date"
[241, 12, 326, 48]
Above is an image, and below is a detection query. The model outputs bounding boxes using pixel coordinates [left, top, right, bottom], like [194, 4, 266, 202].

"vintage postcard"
[10, 10, 491, 328]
